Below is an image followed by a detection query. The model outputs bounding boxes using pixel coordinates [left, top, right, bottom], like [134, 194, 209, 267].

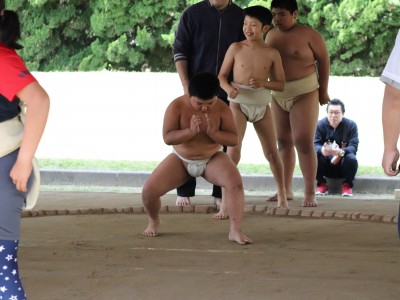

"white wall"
[33, 72, 387, 166]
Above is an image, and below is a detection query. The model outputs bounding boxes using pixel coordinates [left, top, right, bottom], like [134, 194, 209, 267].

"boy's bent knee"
[141, 183, 159, 204]
[224, 182, 243, 192]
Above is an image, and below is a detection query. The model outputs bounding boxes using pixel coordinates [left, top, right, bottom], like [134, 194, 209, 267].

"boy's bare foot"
[302, 197, 318, 207]
[277, 200, 289, 209]
[266, 192, 293, 202]
[229, 230, 253, 245]
[143, 219, 160, 237]
[176, 196, 191, 206]
[276, 190, 289, 209]
[213, 210, 229, 220]
[213, 203, 229, 220]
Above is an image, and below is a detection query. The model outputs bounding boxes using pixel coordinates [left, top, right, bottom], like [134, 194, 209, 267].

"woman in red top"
[0, 1, 50, 298]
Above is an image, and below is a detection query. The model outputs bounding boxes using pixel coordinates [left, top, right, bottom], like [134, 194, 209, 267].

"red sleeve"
[0, 46, 36, 101]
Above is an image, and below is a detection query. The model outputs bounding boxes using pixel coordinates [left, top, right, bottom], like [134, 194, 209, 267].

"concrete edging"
[40, 170, 400, 195]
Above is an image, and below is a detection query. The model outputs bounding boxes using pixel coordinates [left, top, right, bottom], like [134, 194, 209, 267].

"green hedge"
[7, 0, 399, 75]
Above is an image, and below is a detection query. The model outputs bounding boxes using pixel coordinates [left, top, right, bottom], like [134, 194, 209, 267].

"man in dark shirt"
[314, 98, 359, 197]
[173, 0, 245, 206]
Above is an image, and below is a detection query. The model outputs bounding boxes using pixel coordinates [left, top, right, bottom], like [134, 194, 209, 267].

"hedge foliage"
[6, 0, 400, 76]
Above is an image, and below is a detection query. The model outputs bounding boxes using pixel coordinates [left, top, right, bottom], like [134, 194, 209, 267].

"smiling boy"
[217, 5, 288, 217]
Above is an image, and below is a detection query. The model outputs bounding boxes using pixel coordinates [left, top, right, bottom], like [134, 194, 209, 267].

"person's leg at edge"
[254, 107, 288, 208]
[290, 91, 319, 207]
[143, 154, 192, 236]
[214, 104, 247, 220]
[0, 240, 26, 300]
[176, 177, 196, 206]
[204, 152, 252, 245]
[270, 99, 295, 201]
[0, 150, 27, 300]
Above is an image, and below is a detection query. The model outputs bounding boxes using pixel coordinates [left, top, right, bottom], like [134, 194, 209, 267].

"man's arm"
[342, 121, 359, 155]
[314, 121, 325, 154]
[175, 60, 190, 95]
[173, 12, 192, 94]
[382, 84, 400, 175]
[218, 44, 237, 98]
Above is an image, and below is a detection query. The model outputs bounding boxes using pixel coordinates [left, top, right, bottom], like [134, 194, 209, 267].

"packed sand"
[19, 192, 399, 300]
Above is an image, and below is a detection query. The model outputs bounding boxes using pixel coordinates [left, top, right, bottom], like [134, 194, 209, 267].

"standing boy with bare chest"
[265, 0, 330, 207]
[217, 6, 288, 218]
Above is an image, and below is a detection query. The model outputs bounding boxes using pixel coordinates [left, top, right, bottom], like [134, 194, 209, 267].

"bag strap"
[341, 120, 349, 147]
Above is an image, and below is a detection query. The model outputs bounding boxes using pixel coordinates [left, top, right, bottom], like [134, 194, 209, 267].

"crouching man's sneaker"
[316, 183, 328, 195]
[341, 183, 353, 197]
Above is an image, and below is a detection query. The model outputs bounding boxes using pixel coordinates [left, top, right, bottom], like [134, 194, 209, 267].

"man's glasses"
[328, 110, 342, 115]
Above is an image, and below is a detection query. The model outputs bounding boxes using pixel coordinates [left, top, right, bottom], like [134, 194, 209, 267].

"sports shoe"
[315, 183, 328, 195]
[341, 183, 353, 197]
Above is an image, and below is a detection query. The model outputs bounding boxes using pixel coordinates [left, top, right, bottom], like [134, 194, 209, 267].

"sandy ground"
[18, 192, 400, 300]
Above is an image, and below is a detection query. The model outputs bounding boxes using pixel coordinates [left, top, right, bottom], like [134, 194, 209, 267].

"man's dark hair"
[271, 0, 298, 14]
[0, 10, 22, 49]
[188, 72, 220, 100]
[0, 0, 5, 11]
[244, 6, 272, 27]
[327, 98, 345, 113]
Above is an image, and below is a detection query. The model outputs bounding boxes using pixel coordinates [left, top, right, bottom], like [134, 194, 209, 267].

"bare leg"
[254, 108, 288, 208]
[204, 153, 253, 245]
[266, 193, 294, 202]
[214, 105, 246, 220]
[271, 100, 295, 200]
[290, 92, 319, 207]
[225, 184, 253, 244]
[143, 197, 161, 237]
[142, 154, 190, 236]
[213, 194, 229, 220]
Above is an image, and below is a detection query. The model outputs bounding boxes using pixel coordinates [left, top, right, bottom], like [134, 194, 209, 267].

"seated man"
[141, 72, 252, 245]
[314, 98, 359, 196]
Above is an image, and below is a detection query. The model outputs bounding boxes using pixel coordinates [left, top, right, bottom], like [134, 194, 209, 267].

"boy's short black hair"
[0, 0, 5, 11]
[327, 98, 345, 113]
[0, 10, 22, 49]
[271, 0, 298, 14]
[244, 6, 272, 27]
[189, 72, 220, 100]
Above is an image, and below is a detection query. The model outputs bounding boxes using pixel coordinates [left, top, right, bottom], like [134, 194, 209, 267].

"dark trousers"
[316, 152, 358, 187]
[177, 93, 228, 199]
